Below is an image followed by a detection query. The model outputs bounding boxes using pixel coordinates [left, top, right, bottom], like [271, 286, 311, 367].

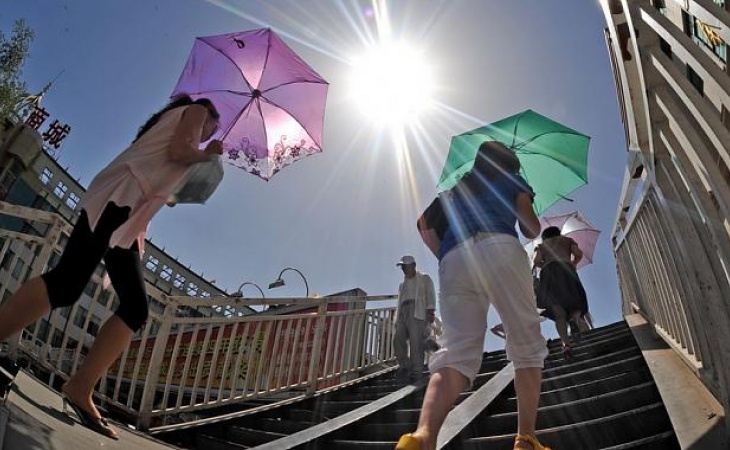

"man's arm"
[424, 274, 437, 311]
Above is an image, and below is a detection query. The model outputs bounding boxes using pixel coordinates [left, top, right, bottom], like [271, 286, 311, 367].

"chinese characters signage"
[23, 105, 72, 150]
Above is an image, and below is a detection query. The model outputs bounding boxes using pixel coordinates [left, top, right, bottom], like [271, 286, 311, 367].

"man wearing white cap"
[394, 255, 436, 381]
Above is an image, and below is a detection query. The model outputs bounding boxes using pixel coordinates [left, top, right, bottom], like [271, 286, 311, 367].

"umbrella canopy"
[438, 109, 590, 215]
[524, 210, 600, 270]
[172, 28, 329, 181]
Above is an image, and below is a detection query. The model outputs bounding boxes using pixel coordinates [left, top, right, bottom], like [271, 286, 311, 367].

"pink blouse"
[79, 105, 195, 252]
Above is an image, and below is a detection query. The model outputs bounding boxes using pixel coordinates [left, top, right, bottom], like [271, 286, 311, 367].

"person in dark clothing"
[533, 226, 589, 359]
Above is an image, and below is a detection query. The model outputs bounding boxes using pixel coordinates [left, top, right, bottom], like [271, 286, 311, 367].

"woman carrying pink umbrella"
[533, 225, 589, 359]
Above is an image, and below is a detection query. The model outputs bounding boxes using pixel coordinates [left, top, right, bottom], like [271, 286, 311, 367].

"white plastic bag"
[169, 155, 224, 205]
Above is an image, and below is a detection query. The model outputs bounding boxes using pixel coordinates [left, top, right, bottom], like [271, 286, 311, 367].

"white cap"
[396, 255, 416, 266]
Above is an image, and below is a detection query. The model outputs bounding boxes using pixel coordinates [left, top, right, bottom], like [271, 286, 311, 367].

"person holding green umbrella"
[397, 141, 551, 450]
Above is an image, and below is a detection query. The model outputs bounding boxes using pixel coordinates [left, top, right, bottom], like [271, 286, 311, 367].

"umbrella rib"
[511, 130, 589, 151]
[199, 39, 254, 92]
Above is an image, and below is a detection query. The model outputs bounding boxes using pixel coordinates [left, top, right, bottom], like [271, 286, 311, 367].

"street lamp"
[231, 281, 266, 298]
[269, 267, 309, 297]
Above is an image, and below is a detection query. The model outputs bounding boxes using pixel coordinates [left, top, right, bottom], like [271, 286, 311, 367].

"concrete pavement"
[1, 371, 177, 450]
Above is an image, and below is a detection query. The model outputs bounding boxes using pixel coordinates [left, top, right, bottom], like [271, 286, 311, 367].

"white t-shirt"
[401, 277, 417, 301]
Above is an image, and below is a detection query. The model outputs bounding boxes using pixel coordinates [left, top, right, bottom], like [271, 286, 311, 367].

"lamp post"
[231, 281, 266, 299]
[268, 267, 309, 297]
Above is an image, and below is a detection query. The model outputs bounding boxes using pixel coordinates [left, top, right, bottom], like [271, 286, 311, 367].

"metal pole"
[137, 295, 175, 431]
[305, 299, 327, 395]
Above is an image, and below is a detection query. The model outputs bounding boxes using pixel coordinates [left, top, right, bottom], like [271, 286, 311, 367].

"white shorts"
[428, 233, 548, 384]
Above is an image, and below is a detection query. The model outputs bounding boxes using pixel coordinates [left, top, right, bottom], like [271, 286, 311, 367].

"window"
[1, 249, 15, 271]
[37, 319, 51, 341]
[51, 329, 64, 348]
[47, 251, 62, 271]
[687, 65, 705, 95]
[66, 192, 81, 210]
[659, 37, 672, 59]
[187, 282, 198, 296]
[83, 280, 99, 299]
[0, 160, 22, 198]
[53, 181, 68, 199]
[145, 255, 159, 272]
[66, 337, 78, 350]
[73, 305, 88, 328]
[40, 167, 53, 185]
[11, 258, 25, 280]
[173, 273, 186, 290]
[160, 265, 173, 281]
[98, 289, 112, 307]
[87, 318, 101, 337]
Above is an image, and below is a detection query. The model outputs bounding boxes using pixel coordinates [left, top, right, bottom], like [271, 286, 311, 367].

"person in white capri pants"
[397, 141, 551, 450]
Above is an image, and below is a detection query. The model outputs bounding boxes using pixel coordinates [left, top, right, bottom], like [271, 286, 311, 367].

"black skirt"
[537, 262, 588, 320]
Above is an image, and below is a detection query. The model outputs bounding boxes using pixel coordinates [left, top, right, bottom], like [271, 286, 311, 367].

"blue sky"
[2, 1, 627, 348]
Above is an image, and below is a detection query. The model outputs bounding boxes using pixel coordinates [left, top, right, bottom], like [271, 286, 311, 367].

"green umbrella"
[438, 109, 590, 215]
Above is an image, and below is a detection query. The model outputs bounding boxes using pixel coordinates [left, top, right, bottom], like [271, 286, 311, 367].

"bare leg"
[0, 277, 51, 342]
[514, 367, 542, 441]
[62, 315, 133, 420]
[409, 367, 468, 449]
[550, 305, 570, 347]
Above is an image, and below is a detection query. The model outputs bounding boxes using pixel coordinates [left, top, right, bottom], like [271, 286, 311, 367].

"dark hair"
[133, 95, 218, 142]
[541, 226, 561, 240]
[461, 140, 520, 191]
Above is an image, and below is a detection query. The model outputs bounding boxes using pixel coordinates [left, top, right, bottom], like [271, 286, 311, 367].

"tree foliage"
[0, 19, 34, 121]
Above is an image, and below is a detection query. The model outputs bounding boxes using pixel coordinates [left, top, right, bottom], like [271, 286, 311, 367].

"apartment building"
[601, 0, 730, 433]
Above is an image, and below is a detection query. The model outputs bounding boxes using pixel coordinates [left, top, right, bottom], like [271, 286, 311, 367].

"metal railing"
[0, 201, 398, 430]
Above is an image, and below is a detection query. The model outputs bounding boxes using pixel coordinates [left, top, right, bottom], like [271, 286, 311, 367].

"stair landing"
[1, 371, 174, 450]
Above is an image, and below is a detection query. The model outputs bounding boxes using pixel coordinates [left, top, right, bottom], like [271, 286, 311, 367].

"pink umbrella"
[524, 210, 600, 270]
[172, 28, 329, 181]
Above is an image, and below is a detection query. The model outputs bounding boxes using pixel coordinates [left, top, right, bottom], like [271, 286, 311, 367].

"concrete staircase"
[156, 321, 681, 449]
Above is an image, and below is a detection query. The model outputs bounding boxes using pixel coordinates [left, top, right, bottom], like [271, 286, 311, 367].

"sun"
[349, 40, 435, 127]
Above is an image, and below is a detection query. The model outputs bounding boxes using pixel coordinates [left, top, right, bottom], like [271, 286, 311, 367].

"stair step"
[196, 433, 251, 449]
[492, 368, 652, 412]
[543, 355, 646, 391]
[600, 431, 680, 449]
[458, 402, 676, 450]
[227, 425, 286, 446]
[480, 381, 661, 434]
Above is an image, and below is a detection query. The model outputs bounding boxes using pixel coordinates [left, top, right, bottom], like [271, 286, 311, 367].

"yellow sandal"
[514, 433, 551, 450]
[395, 433, 425, 450]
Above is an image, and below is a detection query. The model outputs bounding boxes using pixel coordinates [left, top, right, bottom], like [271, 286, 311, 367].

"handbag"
[169, 155, 224, 205]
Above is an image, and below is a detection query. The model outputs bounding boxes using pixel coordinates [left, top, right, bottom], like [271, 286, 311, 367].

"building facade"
[601, 0, 730, 437]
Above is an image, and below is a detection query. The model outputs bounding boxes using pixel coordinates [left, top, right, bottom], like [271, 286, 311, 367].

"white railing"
[107, 294, 398, 430]
[0, 202, 398, 430]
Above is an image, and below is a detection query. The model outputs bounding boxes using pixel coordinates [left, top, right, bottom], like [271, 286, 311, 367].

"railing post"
[306, 298, 328, 396]
[137, 295, 175, 431]
[9, 215, 62, 359]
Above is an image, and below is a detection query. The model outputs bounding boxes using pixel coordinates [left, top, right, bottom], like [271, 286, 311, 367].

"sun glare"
[349, 41, 435, 127]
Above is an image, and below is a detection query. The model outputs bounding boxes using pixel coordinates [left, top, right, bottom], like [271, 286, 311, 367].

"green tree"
[0, 19, 34, 121]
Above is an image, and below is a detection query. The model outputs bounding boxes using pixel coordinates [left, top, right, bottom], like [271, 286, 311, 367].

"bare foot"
[61, 381, 101, 420]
